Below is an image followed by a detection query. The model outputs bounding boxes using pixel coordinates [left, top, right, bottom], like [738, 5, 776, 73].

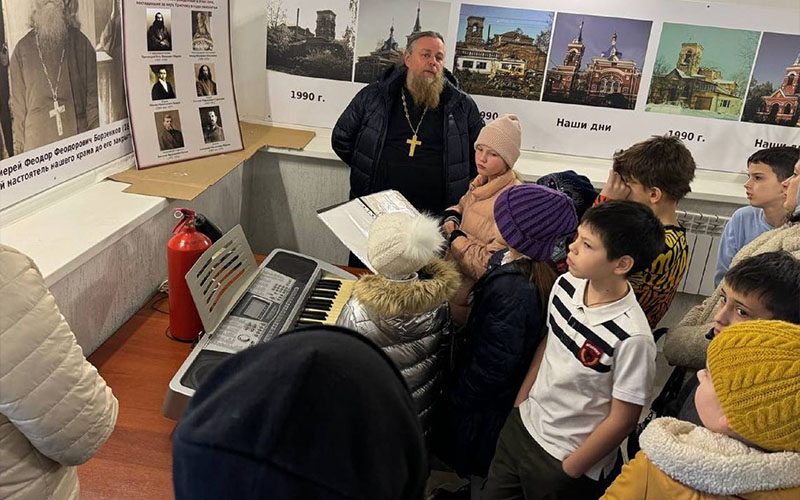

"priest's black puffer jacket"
[332, 64, 484, 206]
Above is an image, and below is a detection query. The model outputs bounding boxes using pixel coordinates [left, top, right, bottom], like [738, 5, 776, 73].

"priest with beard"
[147, 12, 171, 51]
[195, 65, 217, 97]
[332, 31, 484, 215]
[9, 0, 98, 155]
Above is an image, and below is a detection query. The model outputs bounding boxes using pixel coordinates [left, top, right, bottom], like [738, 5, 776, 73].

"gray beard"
[406, 70, 444, 109]
[33, 3, 68, 49]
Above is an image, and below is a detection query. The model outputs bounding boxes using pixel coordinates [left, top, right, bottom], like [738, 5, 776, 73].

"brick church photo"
[646, 22, 759, 121]
[452, 4, 553, 101]
[542, 13, 652, 110]
[741, 31, 800, 128]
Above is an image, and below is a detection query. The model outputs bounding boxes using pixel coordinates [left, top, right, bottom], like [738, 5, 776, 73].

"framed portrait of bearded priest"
[146, 8, 171, 52]
[3, 0, 128, 156]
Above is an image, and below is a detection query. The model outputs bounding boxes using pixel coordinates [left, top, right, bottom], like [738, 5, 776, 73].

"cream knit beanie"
[475, 114, 522, 168]
[367, 212, 444, 279]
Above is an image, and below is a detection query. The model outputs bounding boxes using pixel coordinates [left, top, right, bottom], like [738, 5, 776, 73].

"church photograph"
[266, 0, 357, 81]
[353, 0, 450, 84]
[740, 31, 800, 128]
[646, 22, 759, 121]
[542, 13, 652, 110]
[452, 4, 553, 101]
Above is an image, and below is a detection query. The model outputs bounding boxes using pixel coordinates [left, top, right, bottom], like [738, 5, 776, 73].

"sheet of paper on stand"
[317, 190, 420, 273]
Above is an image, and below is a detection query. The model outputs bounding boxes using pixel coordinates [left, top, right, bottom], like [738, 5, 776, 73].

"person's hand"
[599, 169, 631, 200]
[442, 220, 457, 235]
[561, 455, 582, 479]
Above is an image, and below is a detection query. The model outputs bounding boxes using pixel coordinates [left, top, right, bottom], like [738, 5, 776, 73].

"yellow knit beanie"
[708, 320, 800, 452]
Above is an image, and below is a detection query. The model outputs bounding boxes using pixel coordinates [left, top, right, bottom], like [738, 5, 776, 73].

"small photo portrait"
[199, 106, 225, 144]
[147, 9, 172, 52]
[155, 110, 185, 151]
[150, 64, 177, 101]
[192, 11, 213, 51]
[194, 63, 218, 97]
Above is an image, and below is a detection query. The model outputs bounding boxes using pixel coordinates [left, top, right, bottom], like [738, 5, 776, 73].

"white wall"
[50, 165, 244, 354]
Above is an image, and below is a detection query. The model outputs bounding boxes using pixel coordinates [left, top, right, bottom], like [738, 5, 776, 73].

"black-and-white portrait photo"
[95, 0, 127, 122]
[146, 9, 171, 52]
[150, 64, 176, 100]
[155, 110, 184, 151]
[199, 106, 224, 144]
[191, 10, 213, 51]
[194, 63, 217, 97]
[6, 0, 102, 155]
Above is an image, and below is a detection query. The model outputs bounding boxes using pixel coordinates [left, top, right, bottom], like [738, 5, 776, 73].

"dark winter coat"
[331, 65, 484, 206]
[173, 326, 428, 500]
[434, 250, 547, 477]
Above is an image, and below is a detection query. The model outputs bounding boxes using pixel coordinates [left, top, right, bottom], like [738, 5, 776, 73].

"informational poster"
[122, 0, 242, 169]
[0, 0, 132, 211]
[249, 0, 800, 174]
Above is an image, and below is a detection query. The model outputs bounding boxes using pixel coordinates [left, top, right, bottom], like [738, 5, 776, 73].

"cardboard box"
[110, 122, 315, 200]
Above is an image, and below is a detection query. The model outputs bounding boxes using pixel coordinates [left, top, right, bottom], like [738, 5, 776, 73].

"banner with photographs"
[122, 0, 243, 169]
[0, 0, 132, 211]
[253, 0, 799, 174]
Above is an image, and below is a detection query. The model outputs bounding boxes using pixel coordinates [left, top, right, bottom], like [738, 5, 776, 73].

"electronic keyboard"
[162, 226, 356, 420]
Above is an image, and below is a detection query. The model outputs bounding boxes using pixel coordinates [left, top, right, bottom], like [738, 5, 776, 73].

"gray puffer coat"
[337, 259, 460, 436]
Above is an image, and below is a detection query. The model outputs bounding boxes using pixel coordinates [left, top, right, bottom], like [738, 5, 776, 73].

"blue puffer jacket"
[331, 64, 484, 205]
[434, 250, 547, 477]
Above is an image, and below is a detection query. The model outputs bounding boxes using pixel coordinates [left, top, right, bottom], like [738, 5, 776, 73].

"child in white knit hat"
[337, 211, 460, 437]
[441, 113, 523, 326]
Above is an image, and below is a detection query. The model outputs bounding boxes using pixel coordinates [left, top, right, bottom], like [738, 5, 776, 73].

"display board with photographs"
[0, 0, 132, 210]
[254, 0, 799, 174]
[122, 0, 242, 169]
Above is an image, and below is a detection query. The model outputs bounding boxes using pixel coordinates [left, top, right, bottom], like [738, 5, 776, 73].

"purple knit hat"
[494, 184, 578, 260]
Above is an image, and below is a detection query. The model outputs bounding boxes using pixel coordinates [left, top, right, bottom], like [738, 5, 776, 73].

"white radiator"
[676, 211, 730, 296]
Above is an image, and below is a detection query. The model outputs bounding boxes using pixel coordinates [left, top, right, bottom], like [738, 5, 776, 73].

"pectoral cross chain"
[50, 99, 65, 136]
[401, 90, 427, 158]
[35, 34, 67, 137]
[406, 135, 422, 157]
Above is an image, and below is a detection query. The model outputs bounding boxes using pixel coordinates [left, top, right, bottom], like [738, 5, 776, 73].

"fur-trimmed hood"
[353, 258, 461, 317]
[640, 417, 800, 496]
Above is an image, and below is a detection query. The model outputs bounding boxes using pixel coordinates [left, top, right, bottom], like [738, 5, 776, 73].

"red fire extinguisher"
[167, 208, 212, 342]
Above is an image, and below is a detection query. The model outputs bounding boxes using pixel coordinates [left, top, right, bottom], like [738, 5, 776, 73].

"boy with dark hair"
[483, 201, 664, 499]
[603, 320, 800, 500]
[597, 135, 696, 328]
[714, 146, 800, 286]
[666, 251, 800, 371]
[660, 251, 800, 425]
[715, 250, 800, 329]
